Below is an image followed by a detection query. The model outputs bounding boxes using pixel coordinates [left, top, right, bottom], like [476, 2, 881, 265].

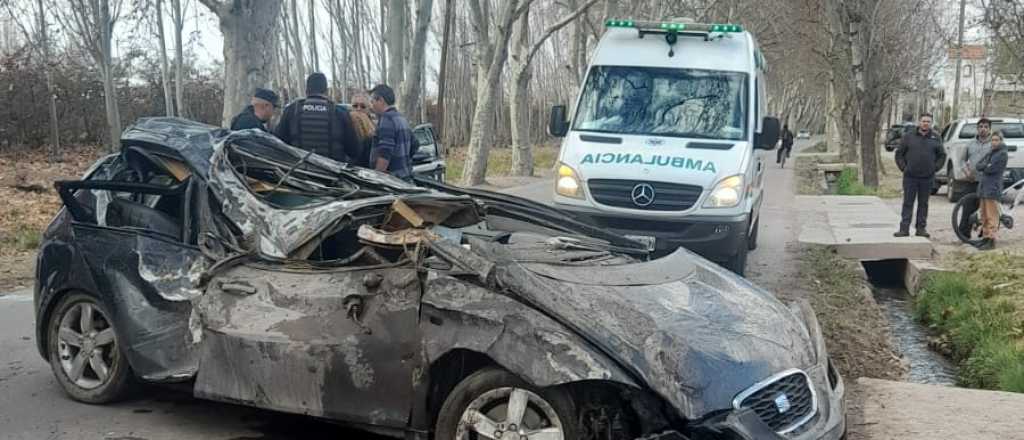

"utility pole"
[952, 0, 967, 120]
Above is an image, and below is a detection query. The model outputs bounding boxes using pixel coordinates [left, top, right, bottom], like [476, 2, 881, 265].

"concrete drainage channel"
[861, 259, 957, 386]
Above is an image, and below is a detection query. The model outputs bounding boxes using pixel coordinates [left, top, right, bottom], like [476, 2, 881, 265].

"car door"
[53, 176, 204, 381]
[194, 262, 422, 428]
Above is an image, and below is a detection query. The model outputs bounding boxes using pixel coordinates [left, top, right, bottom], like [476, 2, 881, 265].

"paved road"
[0, 288, 385, 440]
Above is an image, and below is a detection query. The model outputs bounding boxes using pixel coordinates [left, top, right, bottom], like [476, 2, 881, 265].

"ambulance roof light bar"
[605, 19, 744, 34]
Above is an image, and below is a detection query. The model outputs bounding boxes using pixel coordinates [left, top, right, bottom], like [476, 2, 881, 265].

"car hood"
[471, 242, 815, 420]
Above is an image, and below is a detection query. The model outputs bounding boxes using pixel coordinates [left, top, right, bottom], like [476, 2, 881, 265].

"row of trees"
[0, 0, 1000, 189]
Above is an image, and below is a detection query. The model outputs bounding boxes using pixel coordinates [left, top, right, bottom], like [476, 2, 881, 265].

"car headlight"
[703, 175, 744, 208]
[556, 163, 583, 199]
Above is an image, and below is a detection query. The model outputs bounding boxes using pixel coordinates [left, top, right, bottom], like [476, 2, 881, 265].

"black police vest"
[292, 96, 336, 159]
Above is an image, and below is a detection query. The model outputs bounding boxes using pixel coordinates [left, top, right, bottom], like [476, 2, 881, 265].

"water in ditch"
[863, 261, 958, 386]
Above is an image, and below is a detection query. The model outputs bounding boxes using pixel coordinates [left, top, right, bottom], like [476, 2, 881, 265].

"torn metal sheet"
[420, 272, 637, 387]
[467, 241, 816, 420]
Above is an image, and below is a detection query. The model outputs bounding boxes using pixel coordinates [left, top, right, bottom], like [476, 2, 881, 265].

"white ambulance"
[548, 19, 780, 275]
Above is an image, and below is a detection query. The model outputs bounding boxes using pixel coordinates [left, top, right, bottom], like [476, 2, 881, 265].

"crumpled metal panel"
[420, 272, 638, 388]
[466, 242, 815, 420]
[194, 265, 421, 428]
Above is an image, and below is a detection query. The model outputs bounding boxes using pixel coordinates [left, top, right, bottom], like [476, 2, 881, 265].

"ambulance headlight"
[704, 175, 744, 208]
[556, 164, 583, 198]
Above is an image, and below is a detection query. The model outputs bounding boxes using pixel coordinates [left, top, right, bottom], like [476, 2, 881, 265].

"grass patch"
[445, 145, 559, 184]
[915, 251, 1024, 392]
[0, 224, 42, 252]
[836, 167, 876, 196]
[798, 246, 906, 380]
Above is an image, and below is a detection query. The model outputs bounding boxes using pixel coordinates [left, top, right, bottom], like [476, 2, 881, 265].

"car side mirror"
[549, 105, 569, 138]
[754, 117, 781, 150]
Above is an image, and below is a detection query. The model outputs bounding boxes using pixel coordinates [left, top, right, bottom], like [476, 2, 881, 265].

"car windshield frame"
[959, 122, 1024, 139]
[572, 65, 749, 141]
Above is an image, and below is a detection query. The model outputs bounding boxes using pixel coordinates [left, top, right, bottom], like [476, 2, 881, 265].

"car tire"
[726, 235, 749, 276]
[47, 293, 135, 404]
[948, 179, 964, 203]
[435, 368, 580, 440]
[747, 217, 759, 251]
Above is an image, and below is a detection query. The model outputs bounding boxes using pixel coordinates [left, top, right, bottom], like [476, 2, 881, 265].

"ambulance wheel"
[726, 238, 748, 276]
[747, 217, 760, 251]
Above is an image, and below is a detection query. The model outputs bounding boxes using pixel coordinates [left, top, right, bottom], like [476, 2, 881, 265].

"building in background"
[941, 44, 1024, 120]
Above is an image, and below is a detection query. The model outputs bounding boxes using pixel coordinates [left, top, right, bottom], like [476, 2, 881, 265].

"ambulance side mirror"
[549, 105, 569, 138]
[755, 117, 781, 150]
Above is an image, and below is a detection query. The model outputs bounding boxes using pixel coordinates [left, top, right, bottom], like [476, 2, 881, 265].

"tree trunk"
[308, 0, 319, 72]
[290, 0, 307, 89]
[436, 0, 454, 138]
[399, 0, 433, 122]
[860, 95, 881, 188]
[201, 0, 283, 125]
[171, 0, 185, 116]
[510, 10, 532, 176]
[155, 0, 174, 116]
[386, 0, 406, 89]
[37, 0, 60, 162]
[99, 1, 121, 151]
[379, 0, 387, 84]
[461, 0, 531, 187]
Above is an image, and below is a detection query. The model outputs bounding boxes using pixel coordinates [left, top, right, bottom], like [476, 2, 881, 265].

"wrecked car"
[34, 117, 845, 440]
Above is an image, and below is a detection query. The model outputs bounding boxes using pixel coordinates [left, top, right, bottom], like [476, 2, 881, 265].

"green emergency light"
[605, 19, 744, 34]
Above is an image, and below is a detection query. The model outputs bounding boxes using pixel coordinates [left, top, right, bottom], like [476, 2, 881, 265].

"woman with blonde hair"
[348, 109, 376, 167]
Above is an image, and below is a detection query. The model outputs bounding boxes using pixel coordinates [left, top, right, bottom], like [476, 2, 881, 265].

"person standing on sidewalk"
[952, 118, 992, 239]
[973, 131, 1009, 250]
[894, 113, 946, 238]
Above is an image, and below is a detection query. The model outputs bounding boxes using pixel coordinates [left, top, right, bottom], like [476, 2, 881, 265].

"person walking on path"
[367, 84, 413, 181]
[973, 131, 1009, 250]
[894, 113, 946, 238]
[230, 88, 279, 132]
[952, 118, 992, 238]
[777, 124, 794, 165]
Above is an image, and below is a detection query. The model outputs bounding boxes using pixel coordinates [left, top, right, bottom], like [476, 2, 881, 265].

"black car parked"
[34, 118, 845, 440]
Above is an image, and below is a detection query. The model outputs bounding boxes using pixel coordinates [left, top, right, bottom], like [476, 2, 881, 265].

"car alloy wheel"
[47, 293, 134, 403]
[456, 387, 565, 440]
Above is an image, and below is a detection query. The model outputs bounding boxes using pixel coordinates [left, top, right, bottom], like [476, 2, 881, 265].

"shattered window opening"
[573, 65, 748, 140]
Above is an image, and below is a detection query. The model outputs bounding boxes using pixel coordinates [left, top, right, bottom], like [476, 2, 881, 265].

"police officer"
[230, 88, 279, 131]
[275, 73, 361, 163]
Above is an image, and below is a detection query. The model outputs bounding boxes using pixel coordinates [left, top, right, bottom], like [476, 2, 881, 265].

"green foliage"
[0, 224, 42, 252]
[916, 256, 1024, 393]
[835, 167, 877, 196]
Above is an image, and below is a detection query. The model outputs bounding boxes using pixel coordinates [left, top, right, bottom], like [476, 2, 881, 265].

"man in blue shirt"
[368, 84, 413, 181]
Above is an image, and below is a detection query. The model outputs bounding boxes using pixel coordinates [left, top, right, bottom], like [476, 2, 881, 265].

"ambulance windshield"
[573, 66, 748, 141]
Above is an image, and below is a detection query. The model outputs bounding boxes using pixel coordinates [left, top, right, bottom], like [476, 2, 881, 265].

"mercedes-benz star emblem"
[630, 183, 656, 207]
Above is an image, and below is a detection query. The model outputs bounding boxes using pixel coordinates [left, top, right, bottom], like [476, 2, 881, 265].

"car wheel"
[747, 217, 760, 251]
[726, 235, 749, 276]
[947, 180, 964, 203]
[435, 368, 580, 440]
[47, 293, 135, 403]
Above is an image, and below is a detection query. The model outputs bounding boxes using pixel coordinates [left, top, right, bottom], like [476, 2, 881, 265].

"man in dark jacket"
[275, 73, 362, 164]
[894, 113, 946, 238]
[368, 84, 413, 181]
[973, 131, 1009, 250]
[777, 124, 794, 164]
[230, 88, 279, 131]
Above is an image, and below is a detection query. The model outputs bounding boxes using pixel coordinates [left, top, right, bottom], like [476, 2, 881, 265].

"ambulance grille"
[588, 179, 702, 211]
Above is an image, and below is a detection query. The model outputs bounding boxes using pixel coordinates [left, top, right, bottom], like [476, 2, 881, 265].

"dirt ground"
[0, 147, 105, 291]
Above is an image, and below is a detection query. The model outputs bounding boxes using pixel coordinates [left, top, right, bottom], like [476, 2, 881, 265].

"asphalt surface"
[0, 288, 386, 440]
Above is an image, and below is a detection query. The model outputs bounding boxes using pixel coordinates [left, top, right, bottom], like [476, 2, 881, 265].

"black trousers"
[900, 176, 934, 231]
[776, 144, 792, 163]
[955, 181, 980, 237]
